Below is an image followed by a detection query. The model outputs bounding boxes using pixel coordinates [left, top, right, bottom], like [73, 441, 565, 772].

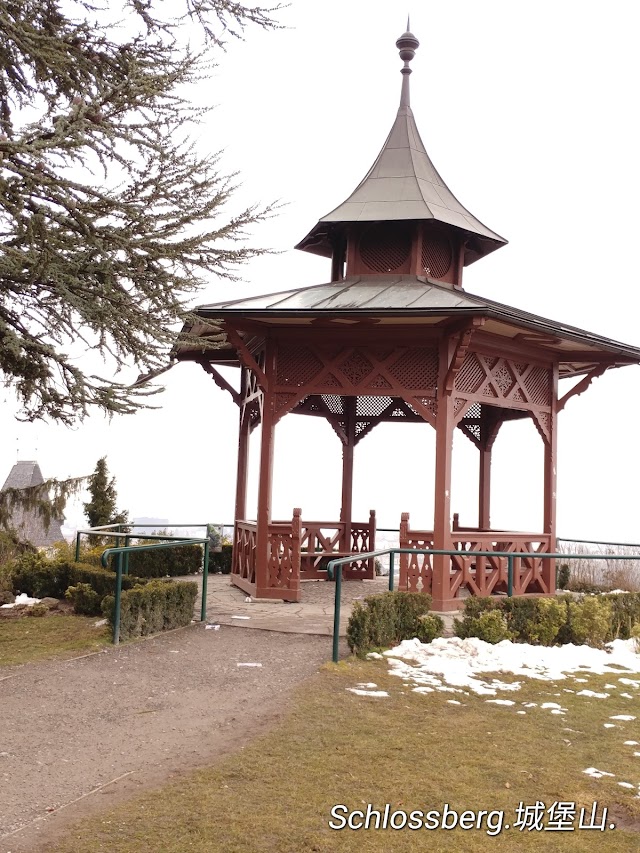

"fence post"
[332, 561, 342, 664]
[507, 554, 514, 597]
[201, 539, 210, 622]
[123, 536, 130, 575]
[389, 551, 395, 592]
[75, 532, 81, 563]
[113, 552, 123, 645]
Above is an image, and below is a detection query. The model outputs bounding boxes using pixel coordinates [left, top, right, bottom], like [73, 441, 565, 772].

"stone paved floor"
[181, 574, 460, 636]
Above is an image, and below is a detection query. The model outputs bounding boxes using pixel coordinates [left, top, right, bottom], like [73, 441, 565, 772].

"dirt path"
[0, 624, 334, 852]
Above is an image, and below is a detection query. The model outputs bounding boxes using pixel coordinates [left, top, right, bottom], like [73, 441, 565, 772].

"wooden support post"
[478, 445, 492, 530]
[543, 366, 559, 594]
[340, 397, 356, 553]
[235, 411, 250, 522]
[432, 338, 456, 610]
[254, 348, 276, 596]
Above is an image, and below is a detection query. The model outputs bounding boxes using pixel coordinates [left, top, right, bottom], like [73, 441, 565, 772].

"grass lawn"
[0, 614, 111, 666]
[51, 656, 640, 852]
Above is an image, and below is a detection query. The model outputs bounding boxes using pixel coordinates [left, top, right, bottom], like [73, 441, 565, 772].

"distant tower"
[1, 461, 64, 547]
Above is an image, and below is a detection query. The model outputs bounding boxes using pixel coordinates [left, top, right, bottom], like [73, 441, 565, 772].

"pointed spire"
[295, 25, 507, 268]
[396, 22, 420, 108]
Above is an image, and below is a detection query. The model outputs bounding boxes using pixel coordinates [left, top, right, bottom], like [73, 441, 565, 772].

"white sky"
[2, 0, 640, 542]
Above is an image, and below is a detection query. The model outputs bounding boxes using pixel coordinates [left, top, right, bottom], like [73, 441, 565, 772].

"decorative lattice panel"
[321, 394, 344, 415]
[276, 346, 324, 386]
[359, 223, 412, 272]
[356, 396, 393, 417]
[422, 233, 452, 278]
[338, 350, 374, 385]
[367, 374, 392, 389]
[455, 353, 485, 393]
[387, 349, 439, 389]
[524, 367, 551, 406]
[492, 363, 515, 395]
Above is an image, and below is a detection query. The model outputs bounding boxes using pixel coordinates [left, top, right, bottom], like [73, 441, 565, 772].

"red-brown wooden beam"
[254, 344, 277, 596]
[340, 397, 356, 552]
[432, 336, 456, 610]
[225, 324, 269, 391]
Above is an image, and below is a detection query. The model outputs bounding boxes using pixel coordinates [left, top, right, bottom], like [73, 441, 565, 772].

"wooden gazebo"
[176, 27, 640, 610]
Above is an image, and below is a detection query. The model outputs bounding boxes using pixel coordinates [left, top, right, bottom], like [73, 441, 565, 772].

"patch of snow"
[541, 703, 564, 710]
[446, 700, 462, 705]
[576, 690, 609, 698]
[583, 768, 615, 778]
[355, 682, 378, 689]
[623, 741, 639, 746]
[619, 678, 640, 687]
[237, 662, 262, 668]
[608, 590, 630, 594]
[367, 652, 383, 660]
[618, 782, 635, 789]
[603, 724, 616, 729]
[604, 683, 616, 689]
[574, 678, 589, 683]
[620, 693, 634, 699]
[486, 699, 516, 706]
[516, 711, 527, 715]
[346, 688, 389, 697]
[231, 615, 250, 620]
[1, 593, 41, 609]
[634, 752, 640, 757]
[610, 715, 636, 721]
[383, 637, 640, 698]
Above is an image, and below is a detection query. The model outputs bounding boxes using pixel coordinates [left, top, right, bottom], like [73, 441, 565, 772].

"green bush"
[65, 583, 102, 616]
[461, 609, 513, 644]
[416, 614, 444, 644]
[27, 603, 48, 617]
[567, 597, 613, 648]
[102, 579, 198, 640]
[125, 543, 203, 577]
[631, 624, 640, 654]
[603, 592, 640, 640]
[503, 597, 566, 645]
[557, 564, 570, 590]
[10, 553, 148, 604]
[346, 591, 434, 656]
[208, 544, 232, 574]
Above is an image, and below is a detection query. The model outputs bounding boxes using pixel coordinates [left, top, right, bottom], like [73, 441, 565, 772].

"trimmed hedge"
[102, 579, 198, 640]
[347, 591, 443, 656]
[123, 543, 203, 578]
[11, 553, 148, 599]
[454, 593, 640, 647]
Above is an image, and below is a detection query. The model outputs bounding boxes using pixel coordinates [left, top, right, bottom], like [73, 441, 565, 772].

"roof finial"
[396, 22, 419, 109]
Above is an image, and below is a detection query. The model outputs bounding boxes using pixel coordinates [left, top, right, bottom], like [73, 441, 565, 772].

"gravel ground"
[0, 624, 335, 852]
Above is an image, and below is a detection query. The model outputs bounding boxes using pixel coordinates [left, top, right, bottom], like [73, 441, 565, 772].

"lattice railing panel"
[232, 521, 257, 584]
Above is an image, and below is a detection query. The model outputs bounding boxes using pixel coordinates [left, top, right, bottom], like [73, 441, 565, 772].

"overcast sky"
[2, 0, 640, 543]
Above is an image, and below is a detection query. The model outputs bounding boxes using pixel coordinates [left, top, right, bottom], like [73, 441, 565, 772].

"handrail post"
[388, 551, 395, 592]
[507, 554, 514, 597]
[114, 552, 123, 645]
[201, 539, 210, 622]
[331, 560, 341, 664]
[75, 532, 81, 563]
[123, 535, 130, 576]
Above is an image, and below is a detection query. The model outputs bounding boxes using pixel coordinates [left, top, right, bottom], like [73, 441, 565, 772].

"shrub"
[631, 624, 640, 654]
[603, 592, 640, 640]
[208, 544, 232, 574]
[124, 543, 203, 578]
[503, 597, 566, 645]
[567, 597, 613, 648]
[557, 564, 570, 590]
[27, 603, 48, 617]
[65, 583, 101, 616]
[346, 591, 434, 656]
[416, 614, 444, 644]
[462, 610, 513, 644]
[102, 579, 198, 640]
[10, 553, 148, 607]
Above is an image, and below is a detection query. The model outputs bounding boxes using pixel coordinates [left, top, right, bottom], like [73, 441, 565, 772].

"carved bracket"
[444, 318, 485, 394]
[225, 325, 269, 392]
[197, 359, 240, 405]
[558, 365, 608, 412]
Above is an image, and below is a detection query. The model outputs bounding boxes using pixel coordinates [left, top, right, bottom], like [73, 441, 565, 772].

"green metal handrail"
[328, 547, 640, 663]
[74, 523, 212, 562]
[100, 538, 210, 645]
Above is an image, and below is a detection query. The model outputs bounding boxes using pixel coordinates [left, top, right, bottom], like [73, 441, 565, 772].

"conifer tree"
[0, 1, 280, 424]
[83, 457, 128, 537]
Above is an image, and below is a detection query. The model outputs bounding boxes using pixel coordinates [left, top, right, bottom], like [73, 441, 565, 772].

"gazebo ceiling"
[175, 275, 640, 378]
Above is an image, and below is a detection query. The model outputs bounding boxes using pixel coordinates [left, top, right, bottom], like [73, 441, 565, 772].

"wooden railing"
[267, 508, 301, 591]
[298, 511, 376, 579]
[400, 512, 553, 598]
[232, 520, 257, 585]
